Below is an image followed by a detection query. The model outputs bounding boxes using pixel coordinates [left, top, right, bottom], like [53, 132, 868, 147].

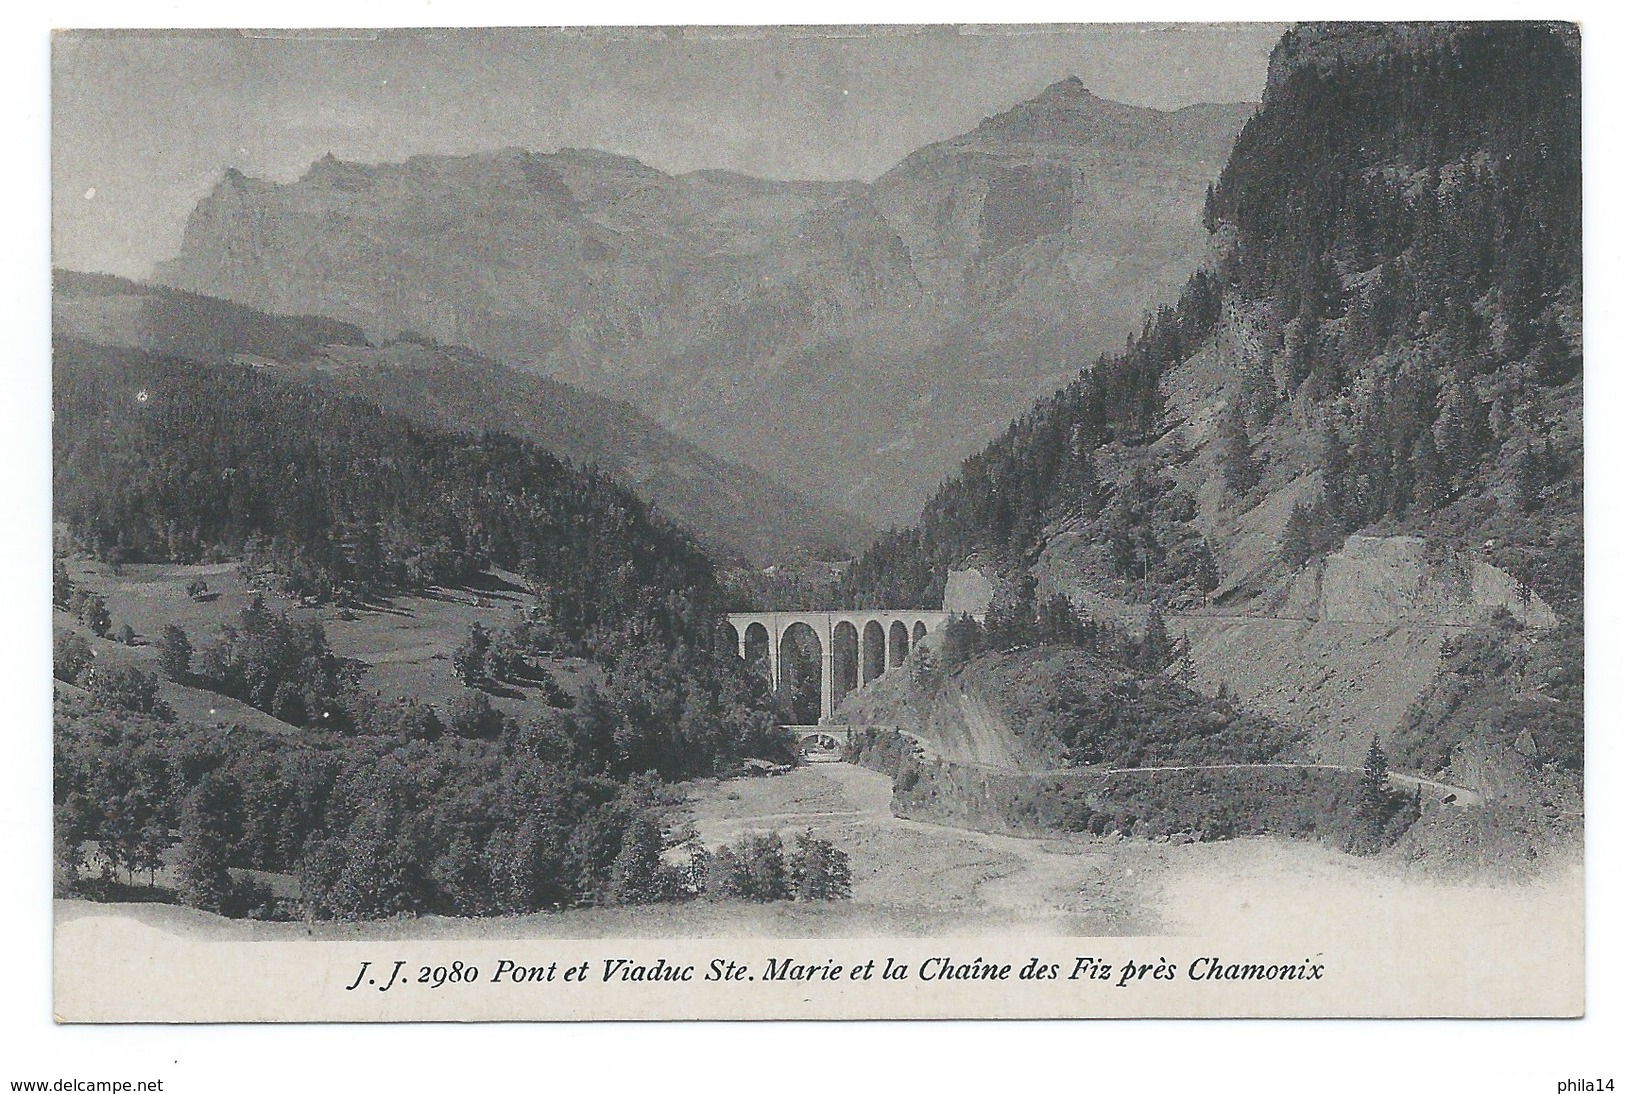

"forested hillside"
[839, 23, 1581, 811]
[51, 22, 1584, 921]
[53, 270, 864, 568]
[845, 22, 1581, 619]
[54, 337, 722, 649]
[52, 268, 370, 360]
[844, 269, 1222, 608]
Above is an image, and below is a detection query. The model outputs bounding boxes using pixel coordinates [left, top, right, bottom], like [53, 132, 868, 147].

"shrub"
[158, 624, 192, 682]
[53, 630, 94, 684]
[607, 816, 681, 905]
[846, 726, 923, 782]
[676, 841, 710, 897]
[940, 614, 985, 670]
[537, 674, 576, 709]
[349, 693, 445, 741]
[87, 664, 171, 719]
[53, 556, 74, 609]
[69, 588, 111, 637]
[447, 690, 507, 739]
[908, 645, 942, 694]
[787, 830, 852, 901]
[709, 832, 790, 901]
[452, 622, 491, 687]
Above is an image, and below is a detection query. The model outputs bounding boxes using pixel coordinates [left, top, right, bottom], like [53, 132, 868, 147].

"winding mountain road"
[1096, 762, 1483, 805]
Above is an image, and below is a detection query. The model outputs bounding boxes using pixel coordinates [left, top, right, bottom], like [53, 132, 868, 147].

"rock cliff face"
[1174, 535, 1557, 767]
[1274, 535, 1558, 629]
[156, 83, 1251, 525]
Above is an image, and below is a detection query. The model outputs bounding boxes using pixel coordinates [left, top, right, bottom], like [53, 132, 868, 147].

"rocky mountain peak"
[962, 76, 1245, 156]
[1033, 75, 1093, 101]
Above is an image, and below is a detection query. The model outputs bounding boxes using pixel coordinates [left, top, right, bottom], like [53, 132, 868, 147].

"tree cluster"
[165, 600, 788, 780]
[55, 694, 715, 920]
[706, 830, 852, 902]
[192, 599, 362, 730]
[54, 685, 842, 922]
[939, 594, 1185, 680]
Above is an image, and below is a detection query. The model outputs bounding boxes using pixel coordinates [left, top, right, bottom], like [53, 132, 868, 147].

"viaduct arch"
[723, 610, 954, 724]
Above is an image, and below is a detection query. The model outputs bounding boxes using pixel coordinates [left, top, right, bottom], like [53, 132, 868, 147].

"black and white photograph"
[36, 15, 1596, 1042]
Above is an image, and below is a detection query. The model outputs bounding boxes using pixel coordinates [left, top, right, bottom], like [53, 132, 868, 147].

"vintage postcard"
[48, 22, 1584, 1025]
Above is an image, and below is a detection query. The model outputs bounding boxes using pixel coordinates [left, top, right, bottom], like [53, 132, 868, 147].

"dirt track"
[688, 764, 1155, 934]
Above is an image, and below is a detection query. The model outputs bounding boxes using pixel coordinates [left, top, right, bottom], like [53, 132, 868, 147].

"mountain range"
[154, 79, 1252, 526]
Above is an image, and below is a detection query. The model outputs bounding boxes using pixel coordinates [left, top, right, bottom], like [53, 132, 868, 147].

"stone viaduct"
[722, 610, 953, 724]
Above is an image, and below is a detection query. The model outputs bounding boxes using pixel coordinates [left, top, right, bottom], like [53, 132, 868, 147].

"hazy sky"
[53, 24, 1284, 279]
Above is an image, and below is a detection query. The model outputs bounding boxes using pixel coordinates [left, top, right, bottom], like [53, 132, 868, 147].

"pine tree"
[1279, 503, 1314, 568]
[1410, 427, 1446, 513]
[1138, 604, 1188, 675]
[158, 624, 192, 682]
[1036, 593, 1084, 646]
[452, 622, 491, 687]
[985, 574, 1038, 650]
[1438, 376, 1492, 485]
[1513, 445, 1545, 512]
[176, 781, 235, 913]
[1316, 422, 1351, 525]
[1351, 735, 1394, 855]
[1217, 399, 1262, 495]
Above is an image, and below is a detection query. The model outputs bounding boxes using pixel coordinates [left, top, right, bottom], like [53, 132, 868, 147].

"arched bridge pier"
[723, 610, 953, 724]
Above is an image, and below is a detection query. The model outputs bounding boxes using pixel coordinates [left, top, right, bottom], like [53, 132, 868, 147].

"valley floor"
[54, 765, 1581, 946]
